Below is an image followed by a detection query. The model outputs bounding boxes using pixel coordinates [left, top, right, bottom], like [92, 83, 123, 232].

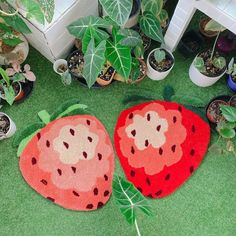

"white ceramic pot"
[0, 33, 29, 65]
[189, 62, 226, 87]
[146, 48, 175, 81]
[53, 59, 68, 76]
[0, 112, 16, 140]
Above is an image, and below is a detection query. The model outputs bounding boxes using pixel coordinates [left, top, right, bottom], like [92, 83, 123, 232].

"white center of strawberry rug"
[114, 101, 210, 199]
[19, 115, 114, 211]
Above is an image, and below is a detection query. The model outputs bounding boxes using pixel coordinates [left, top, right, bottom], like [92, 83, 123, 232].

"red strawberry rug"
[114, 101, 210, 198]
[14, 101, 114, 211]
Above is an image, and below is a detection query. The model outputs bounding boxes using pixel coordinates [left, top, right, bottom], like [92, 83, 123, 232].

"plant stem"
[210, 30, 221, 60]
[135, 219, 141, 236]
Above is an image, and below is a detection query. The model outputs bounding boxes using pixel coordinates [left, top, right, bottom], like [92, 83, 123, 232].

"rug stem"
[135, 219, 141, 236]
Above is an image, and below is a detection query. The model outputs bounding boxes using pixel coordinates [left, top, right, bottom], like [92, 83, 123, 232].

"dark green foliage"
[163, 85, 175, 101]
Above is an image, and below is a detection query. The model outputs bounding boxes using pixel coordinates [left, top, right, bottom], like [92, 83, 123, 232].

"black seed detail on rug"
[41, 179, 47, 185]
[97, 202, 104, 208]
[93, 188, 98, 196]
[71, 167, 76, 173]
[165, 174, 170, 181]
[70, 129, 75, 136]
[73, 191, 80, 197]
[129, 113, 133, 119]
[104, 175, 108, 181]
[31, 157, 37, 165]
[130, 170, 135, 177]
[104, 190, 110, 197]
[57, 169, 62, 176]
[146, 178, 151, 186]
[47, 197, 55, 202]
[155, 190, 162, 196]
[98, 153, 102, 160]
[86, 204, 93, 209]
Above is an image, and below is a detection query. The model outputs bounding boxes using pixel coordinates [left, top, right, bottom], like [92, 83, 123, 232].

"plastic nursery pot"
[146, 48, 175, 81]
[199, 17, 218, 38]
[227, 74, 236, 92]
[0, 81, 23, 102]
[178, 30, 204, 57]
[0, 112, 16, 140]
[0, 33, 29, 65]
[189, 55, 226, 87]
[53, 59, 68, 76]
[206, 98, 228, 124]
[96, 64, 116, 86]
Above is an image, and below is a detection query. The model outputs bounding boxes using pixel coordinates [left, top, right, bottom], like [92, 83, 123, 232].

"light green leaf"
[106, 39, 131, 80]
[38, 110, 51, 124]
[56, 104, 88, 119]
[113, 176, 153, 224]
[208, 143, 223, 155]
[3, 35, 23, 46]
[142, 0, 163, 16]
[67, 16, 110, 39]
[3, 86, 15, 105]
[204, 19, 226, 32]
[219, 128, 235, 139]
[99, 0, 132, 26]
[220, 105, 236, 122]
[21, 0, 45, 25]
[1, 15, 31, 33]
[213, 57, 226, 70]
[158, 9, 168, 23]
[38, 0, 55, 23]
[154, 49, 165, 63]
[139, 11, 164, 43]
[83, 39, 106, 88]
[194, 57, 206, 73]
[118, 29, 142, 47]
[134, 44, 144, 59]
[12, 73, 25, 82]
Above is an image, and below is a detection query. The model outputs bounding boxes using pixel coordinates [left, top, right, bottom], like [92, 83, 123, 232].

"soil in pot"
[0, 114, 10, 137]
[57, 64, 67, 74]
[67, 51, 84, 78]
[206, 99, 228, 123]
[149, 49, 174, 72]
[198, 50, 226, 77]
[97, 63, 115, 86]
[129, 59, 146, 84]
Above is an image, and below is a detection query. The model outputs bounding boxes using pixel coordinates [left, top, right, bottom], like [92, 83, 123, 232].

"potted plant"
[67, 9, 145, 88]
[0, 112, 16, 140]
[226, 58, 236, 92]
[189, 20, 227, 87]
[199, 17, 218, 38]
[96, 62, 115, 86]
[209, 104, 236, 158]
[0, 0, 55, 65]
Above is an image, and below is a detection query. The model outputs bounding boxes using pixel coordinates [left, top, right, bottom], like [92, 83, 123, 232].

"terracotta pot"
[96, 65, 116, 86]
[0, 32, 29, 65]
[199, 17, 218, 38]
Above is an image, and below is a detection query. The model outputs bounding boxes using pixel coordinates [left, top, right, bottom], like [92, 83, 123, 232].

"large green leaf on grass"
[1, 15, 31, 33]
[142, 0, 163, 16]
[220, 105, 236, 123]
[106, 39, 131, 80]
[118, 28, 142, 47]
[83, 39, 106, 88]
[21, 0, 45, 25]
[99, 0, 132, 26]
[139, 11, 164, 43]
[38, 0, 55, 23]
[67, 16, 110, 39]
[113, 176, 153, 224]
[171, 95, 205, 107]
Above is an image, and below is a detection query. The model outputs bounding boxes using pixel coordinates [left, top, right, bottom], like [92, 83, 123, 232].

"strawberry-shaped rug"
[13, 100, 114, 211]
[114, 100, 210, 198]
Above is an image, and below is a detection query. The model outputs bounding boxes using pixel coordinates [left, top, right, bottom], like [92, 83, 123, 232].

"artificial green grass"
[1, 9, 236, 234]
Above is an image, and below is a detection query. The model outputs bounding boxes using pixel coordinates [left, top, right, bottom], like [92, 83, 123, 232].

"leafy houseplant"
[226, 58, 236, 92]
[189, 20, 227, 87]
[0, 0, 55, 64]
[209, 104, 236, 158]
[0, 112, 16, 140]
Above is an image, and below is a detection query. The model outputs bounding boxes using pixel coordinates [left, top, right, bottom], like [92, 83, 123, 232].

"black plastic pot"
[178, 30, 204, 57]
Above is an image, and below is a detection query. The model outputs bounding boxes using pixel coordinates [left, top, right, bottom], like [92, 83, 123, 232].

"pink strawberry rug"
[19, 115, 114, 211]
[114, 101, 210, 198]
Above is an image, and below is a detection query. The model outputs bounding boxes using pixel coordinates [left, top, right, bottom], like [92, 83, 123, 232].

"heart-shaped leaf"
[83, 39, 106, 88]
[220, 105, 236, 122]
[118, 29, 142, 47]
[99, 0, 132, 26]
[219, 128, 235, 139]
[142, 0, 163, 16]
[38, 0, 55, 23]
[139, 11, 164, 43]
